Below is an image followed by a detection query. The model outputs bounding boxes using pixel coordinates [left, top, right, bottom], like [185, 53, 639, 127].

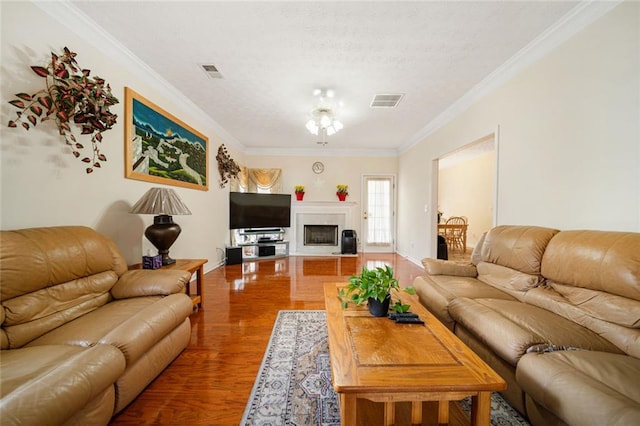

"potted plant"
[336, 184, 348, 201]
[338, 265, 416, 317]
[294, 185, 305, 201]
[6, 47, 119, 174]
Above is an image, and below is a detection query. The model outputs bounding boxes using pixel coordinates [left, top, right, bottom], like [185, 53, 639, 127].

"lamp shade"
[130, 188, 191, 215]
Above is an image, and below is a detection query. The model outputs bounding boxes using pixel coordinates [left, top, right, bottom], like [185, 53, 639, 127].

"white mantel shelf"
[292, 201, 358, 207]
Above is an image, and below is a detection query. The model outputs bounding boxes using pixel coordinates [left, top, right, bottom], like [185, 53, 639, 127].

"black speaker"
[341, 230, 357, 254]
[437, 235, 448, 260]
[226, 247, 242, 265]
[258, 245, 276, 257]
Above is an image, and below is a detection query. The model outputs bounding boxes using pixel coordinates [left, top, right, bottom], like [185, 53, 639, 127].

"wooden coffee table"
[324, 282, 506, 426]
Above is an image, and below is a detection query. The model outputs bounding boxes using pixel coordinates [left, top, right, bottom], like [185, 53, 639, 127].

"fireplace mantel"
[290, 201, 357, 255]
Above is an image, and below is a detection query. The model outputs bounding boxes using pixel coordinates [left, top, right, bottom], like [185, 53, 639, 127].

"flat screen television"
[229, 192, 291, 229]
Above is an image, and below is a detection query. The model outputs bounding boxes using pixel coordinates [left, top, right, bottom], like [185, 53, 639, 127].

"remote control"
[395, 317, 424, 325]
[395, 312, 418, 318]
[388, 312, 418, 320]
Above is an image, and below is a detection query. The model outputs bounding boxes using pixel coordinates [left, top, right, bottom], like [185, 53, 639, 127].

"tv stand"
[229, 228, 289, 261]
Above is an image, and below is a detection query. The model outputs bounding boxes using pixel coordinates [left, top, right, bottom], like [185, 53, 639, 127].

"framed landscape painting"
[124, 87, 209, 190]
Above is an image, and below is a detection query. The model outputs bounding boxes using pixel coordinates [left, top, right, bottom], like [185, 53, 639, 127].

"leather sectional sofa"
[413, 225, 640, 425]
[0, 226, 194, 425]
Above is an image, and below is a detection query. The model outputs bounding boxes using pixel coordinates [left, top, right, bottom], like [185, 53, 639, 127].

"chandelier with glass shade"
[305, 89, 344, 137]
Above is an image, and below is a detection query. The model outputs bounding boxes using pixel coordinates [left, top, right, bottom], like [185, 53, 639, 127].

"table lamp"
[130, 187, 192, 265]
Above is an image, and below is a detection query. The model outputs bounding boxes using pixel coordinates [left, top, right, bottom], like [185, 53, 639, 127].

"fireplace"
[304, 225, 338, 246]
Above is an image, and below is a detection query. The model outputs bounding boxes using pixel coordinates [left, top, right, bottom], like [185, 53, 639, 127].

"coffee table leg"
[411, 401, 423, 425]
[437, 400, 449, 425]
[470, 392, 491, 426]
[384, 402, 395, 425]
[340, 394, 357, 426]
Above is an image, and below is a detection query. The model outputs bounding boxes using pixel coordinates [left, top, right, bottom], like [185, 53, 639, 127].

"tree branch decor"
[7, 47, 119, 173]
[215, 144, 241, 187]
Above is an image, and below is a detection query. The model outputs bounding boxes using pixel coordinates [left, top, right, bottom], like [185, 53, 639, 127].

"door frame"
[360, 173, 397, 253]
[431, 128, 500, 257]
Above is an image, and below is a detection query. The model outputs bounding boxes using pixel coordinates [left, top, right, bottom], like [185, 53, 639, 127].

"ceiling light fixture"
[305, 89, 343, 137]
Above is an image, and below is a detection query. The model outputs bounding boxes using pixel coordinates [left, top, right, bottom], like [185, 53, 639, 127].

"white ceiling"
[70, 1, 581, 156]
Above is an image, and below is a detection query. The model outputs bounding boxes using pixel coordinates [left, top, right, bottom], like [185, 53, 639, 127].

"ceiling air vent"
[370, 93, 404, 108]
[201, 64, 223, 79]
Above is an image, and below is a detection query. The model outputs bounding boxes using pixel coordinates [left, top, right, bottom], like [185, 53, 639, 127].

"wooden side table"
[129, 258, 208, 310]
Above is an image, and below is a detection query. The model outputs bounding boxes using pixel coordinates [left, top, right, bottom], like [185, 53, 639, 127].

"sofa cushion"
[421, 258, 477, 277]
[0, 344, 125, 425]
[524, 285, 640, 358]
[448, 297, 623, 366]
[517, 351, 640, 426]
[111, 269, 191, 299]
[26, 293, 193, 366]
[0, 226, 128, 302]
[413, 275, 515, 329]
[541, 230, 640, 301]
[481, 225, 559, 275]
[476, 261, 543, 296]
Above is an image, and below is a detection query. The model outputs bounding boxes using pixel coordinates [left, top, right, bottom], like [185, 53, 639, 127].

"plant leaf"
[38, 96, 52, 109]
[27, 115, 37, 126]
[15, 93, 32, 101]
[30, 105, 43, 116]
[72, 151, 80, 158]
[31, 66, 49, 77]
[9, 100, 25, 109]
[81, 157, 91, 163]
[8, 121, 17, 128]
[86, 167, 94, 174]
[21, 122, 29, 130]
[98, 154, 107, 161]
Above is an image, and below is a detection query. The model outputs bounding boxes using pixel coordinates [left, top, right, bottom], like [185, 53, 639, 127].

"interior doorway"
[435, 132, 497, 258]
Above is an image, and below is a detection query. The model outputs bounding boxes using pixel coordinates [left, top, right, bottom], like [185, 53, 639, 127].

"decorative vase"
[337, 192, 347, 201]
[295, 192, 304, 201]
[367, 295, 391, 317]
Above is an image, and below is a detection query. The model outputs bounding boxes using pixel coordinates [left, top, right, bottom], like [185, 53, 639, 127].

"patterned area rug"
[241, 310, 530, 426]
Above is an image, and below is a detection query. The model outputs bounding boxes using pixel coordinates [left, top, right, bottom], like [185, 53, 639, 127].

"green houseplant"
[338, 265, 416, 317]
[7, 47, 119, 174]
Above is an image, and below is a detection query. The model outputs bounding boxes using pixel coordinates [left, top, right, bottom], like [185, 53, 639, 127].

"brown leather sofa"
[413, 225, 640, 426]
[0, 226, 194, 425]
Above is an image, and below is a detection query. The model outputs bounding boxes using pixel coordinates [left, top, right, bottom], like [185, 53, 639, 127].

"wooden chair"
[444, 216, 467, 252]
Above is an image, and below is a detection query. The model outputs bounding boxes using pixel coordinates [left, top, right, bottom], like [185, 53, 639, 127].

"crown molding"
[243, 146, 398, 158]
[33, 0, 244, 152]
[398, 0, 622, 155]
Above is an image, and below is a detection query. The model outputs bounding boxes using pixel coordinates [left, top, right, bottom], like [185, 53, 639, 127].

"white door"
[361, 175, 395, 253]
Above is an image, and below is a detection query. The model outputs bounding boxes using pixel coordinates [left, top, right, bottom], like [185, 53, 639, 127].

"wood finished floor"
[109, 253, 427, 425]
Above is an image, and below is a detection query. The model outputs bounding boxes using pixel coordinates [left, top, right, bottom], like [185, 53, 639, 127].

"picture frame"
[124, 87, 209, 191]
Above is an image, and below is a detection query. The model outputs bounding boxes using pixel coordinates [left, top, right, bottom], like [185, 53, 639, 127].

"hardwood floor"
[109, 253, 426, 425]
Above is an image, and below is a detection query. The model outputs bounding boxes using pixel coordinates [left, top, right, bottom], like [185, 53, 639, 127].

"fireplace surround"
[290, 201, 356, 255]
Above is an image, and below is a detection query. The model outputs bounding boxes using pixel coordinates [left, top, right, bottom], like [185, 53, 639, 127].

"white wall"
[397, 1, 640, 264]
[244, 154, 398, 245]
[0, 1, 243, 268]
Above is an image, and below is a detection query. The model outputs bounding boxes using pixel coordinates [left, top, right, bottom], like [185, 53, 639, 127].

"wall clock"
[312, 161, 325, 174]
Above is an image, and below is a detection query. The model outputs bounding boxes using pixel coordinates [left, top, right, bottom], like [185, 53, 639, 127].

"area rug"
[240, 310, 530, 426]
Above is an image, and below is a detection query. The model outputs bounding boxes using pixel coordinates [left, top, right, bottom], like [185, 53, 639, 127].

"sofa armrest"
[421, 258, 477, 277]
[110, 269, 191, 299]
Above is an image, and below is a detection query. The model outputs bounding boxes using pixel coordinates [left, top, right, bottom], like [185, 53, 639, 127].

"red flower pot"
[295, 192, 304, 201]
[337, 192, 347, 201]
